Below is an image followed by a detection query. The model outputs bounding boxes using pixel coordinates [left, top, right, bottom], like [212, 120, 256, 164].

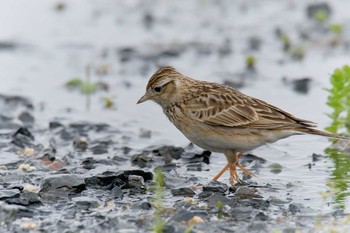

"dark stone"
[248, 36, 262, 51]
[0, 189, 20, 200]
[143, 13, 154, 29]
[73, 136, 88, 151]
[185, 162, 209, 172]
[171, 187, 195, 197]
[12, 127, 35, 148]
[312, 153, 324, 162]
[289, 203, 304, 214]
[85, 170, 153, 190]
[240, 153, 266, 164]
[306, 2, 331, 19]
[73, 197, 99, 210]
[69, 122, 109, 132]
[169, 208, 196, 222]
[60, 129, 75, 140]
[6, 191, 41, 206]
[110, 186, 123, 199]
[0, 201, 20, 222]
[203, 182, 228, 194]
[0, 41, 17, 50]
[269, 197, 291, 206]
[152, 146, 184, 160]
[181, 150, 211, 164]
[81, 157, 97, 170]
[228, 206, 253, 221]
[131, 152, 153, 168]
[0, 152, 21, 166]
[49, 121, 64, 130]
[246, 221, 268, 232]
[254, 212, 268, 221]
[128, 175, 145, 189]
[0, 94, 33, 109]
[89, 142, 109, 155]
[18, 112, 34, 126]
[240, 198, 270, 209]
[131, 201, 152, 210]
[39, 174, 86, 198]
[235, 186, 260, 199]
[118, 47, 138, 63]
[291, 78, 312, 94]
[205, 193, 236, 208]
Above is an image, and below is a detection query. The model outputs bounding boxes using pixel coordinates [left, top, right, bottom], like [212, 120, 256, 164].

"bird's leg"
[212, 163, 230, 182]
[235, 152, 256, 177]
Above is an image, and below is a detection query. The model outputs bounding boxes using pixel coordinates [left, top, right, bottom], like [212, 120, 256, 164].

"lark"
[137, 66, 346, 185]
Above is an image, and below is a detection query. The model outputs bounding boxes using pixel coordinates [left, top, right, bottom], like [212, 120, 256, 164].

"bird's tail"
[297, 127, 350, 140]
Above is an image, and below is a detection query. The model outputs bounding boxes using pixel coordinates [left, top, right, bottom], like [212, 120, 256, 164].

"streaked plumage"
[137, 66, 345, 185]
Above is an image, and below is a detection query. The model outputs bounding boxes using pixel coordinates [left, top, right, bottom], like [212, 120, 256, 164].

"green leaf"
[80, 82, 97, 94]
[66, 78, 83, 89]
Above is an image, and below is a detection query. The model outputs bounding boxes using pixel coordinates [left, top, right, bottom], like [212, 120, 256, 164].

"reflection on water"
[325, 146, 350, 209]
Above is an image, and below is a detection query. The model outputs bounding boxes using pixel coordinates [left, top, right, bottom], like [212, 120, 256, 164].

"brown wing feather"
[185, 83, 317, 129]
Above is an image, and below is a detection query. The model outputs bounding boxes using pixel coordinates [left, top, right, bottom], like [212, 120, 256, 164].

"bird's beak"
[137, 93, 150, 104]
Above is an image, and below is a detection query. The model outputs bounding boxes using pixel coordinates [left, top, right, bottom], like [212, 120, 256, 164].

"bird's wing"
[185, 89, 316, 129]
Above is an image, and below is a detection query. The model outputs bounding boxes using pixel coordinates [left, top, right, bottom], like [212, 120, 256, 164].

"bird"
[137, 66, 346, 185]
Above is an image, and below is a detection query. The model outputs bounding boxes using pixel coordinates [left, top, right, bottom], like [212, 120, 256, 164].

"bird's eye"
[154, 86, 162, 93]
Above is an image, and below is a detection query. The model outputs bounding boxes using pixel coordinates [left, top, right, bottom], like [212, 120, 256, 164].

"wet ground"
[1, 0, 350, 232]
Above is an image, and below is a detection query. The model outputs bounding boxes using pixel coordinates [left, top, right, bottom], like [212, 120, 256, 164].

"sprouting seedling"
[152, 167, 165, 233]
[288, 45, 305, 61]
[325, 65, 350, 135]
[329, 23, 343, 37]
[312, 9, 329, 24]
[65, 64, 99, 111]
[216, 200, 223, 219]
[245, 55, 256, 70]
[102, 97, 114, 109]
[281, 34, 291, 51]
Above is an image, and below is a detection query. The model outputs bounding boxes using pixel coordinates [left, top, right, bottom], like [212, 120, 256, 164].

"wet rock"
[0, 201, 19, 222]
[85, 170, 153, 190]
[73, 136, 88, 151]
[289, 203, 304, 214]
[269, 197, 291, 206]
[228, 206, 253, 221]
[241, 198, 270, 210]
[60, 128, 75, 140]
[110, 186, 123, 199]
[89, 141, 109, 155]
[240, 153, 266, 164]
[181, 150, 211, 164]
[248, 36, 262, 51]
[69, 122, 109, 132]
[291, 78, 312, 94]
[131, 201, 152, 210]
[18, 112, 34, 126]
[0, 94, 33, 109]
[131, 152, 154, 168]
[254, 212, 268, 221]
[5, 191, 41, 206]
[128, 175, 145, 189]
[269, 163, 283, 174]
[306, 2, 331, 19]
[171, 187, 195, 197]
[246, 221, 268, 232]
[0, 189, 20, 200]
[235, 186, 260, 199]
[203, 182, 228, 194]
[152, 146, 184, 160]
[73, 196, 99, 210]
[0, 152, 21, 165]
[12, 127, 35, 148]
[81, 157, 97, 169]
[205, 193, 236, 208]
[312, 153, 324, 162]
[185, 162, 209, 172]
[49, 121, 64, 130]
[139, 128, 151, 139]
[39, 174, 86, 198]
[169, 208, 196, 222]
[118, 47, 138, 63]
[0, 41, 17, 50]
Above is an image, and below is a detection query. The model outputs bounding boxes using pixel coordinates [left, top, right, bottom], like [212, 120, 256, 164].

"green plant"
[325, 65, 350, 134]
[216, 200, 223, 219]
[245, 55, 256, 70]
[329, 23, 343, 36]
[152, 168, 166, 233]
[312, 9, 329, 24]
[65, 64, 99, 111]
[281, 34, 291, 51]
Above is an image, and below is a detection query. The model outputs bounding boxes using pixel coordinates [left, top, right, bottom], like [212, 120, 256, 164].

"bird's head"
[137, 66, 187, 106]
